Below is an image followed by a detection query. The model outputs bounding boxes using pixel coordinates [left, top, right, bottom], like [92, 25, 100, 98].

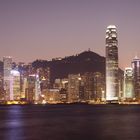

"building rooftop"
[107, 25, 116, 29]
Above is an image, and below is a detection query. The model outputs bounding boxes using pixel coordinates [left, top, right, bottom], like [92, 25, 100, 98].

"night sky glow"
[0, 0, 140, 69]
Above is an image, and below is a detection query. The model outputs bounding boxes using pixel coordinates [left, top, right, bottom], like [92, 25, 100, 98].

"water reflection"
[97, 105, 140, 139]
[2, 106, 24, 140]
[0, 105, 140, 140]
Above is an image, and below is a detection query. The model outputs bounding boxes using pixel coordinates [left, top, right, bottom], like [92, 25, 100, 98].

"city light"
[0, 26, 140, 105]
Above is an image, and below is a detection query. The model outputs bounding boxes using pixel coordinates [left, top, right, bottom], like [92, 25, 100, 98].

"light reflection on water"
[0, 105, 140, 140]
[1, 106, 24, 140]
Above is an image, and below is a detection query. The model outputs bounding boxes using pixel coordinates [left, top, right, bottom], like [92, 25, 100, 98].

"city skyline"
[1, 0, 140, 69]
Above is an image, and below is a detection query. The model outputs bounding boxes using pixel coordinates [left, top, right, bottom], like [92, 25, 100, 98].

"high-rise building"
[3, 56, 12, 101]
[82, 72, 94, 101]
[93, 72, 105, 100]
[67, 74, 81, 103]
[26, 73, 41, 103]
[132, 56, 140, 99]
[38, 67, 51, 91]
[81, 72, 105, 102]
[21, 77, 27, 99]
[45, 89, 60, 104]
[10, 69, 21, 100]
[123, 67, 134, 99]
[17, 62, 27, 99]
[26, 74, 36, 102]
[0, 73, 4, 100]
[35, 71, 41, 102]
[105, 25, 119, 101]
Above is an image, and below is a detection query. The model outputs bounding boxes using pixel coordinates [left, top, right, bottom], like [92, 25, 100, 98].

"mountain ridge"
[32, 50, 106, 83]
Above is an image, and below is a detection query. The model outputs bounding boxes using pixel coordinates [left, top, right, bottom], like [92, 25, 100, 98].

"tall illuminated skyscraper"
[132, 56, 140, 99]
[3, 56, 12, 101]
[105, 25, 119, 101]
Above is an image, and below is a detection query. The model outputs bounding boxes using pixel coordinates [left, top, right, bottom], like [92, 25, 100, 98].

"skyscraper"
[10, 69, 21, 100]
[82, 72, 94, 101]
[93, 72, 105, 100]
[132, 56, 140, 99]
[105, 25, 119, 101]
[3, 56, 12, 101]
[68, 74, 81, 103]
[26, 73, 41, 103]
[123, 67, 134, 99]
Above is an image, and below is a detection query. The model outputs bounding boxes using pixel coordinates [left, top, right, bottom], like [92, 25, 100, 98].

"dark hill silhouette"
[32, 50, 105, 83]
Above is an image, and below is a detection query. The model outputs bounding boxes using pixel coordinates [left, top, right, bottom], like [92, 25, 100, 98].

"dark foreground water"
[0, 104, 140, 140]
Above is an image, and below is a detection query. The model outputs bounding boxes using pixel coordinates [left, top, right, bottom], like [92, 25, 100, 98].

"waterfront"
[0, 104, 140, 140]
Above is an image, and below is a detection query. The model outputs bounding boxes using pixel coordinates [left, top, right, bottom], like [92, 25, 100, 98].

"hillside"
[32, 50, 105, 83]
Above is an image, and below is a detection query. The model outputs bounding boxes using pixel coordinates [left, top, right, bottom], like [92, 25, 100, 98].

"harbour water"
[0, 104, 140, 140]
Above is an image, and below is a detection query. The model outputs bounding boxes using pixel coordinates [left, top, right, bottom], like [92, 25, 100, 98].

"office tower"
[54, 78, 68, 89]
[26, 74, 36, 102]
[123, 68, 134, 99]
[35, 70, 41, 102]
[0, 69, 4, 100]
[67, 74, 81, 103]
[3, 56, 12, 101]
[21, 77, 27, 99]
[46, 89, 60, 104]
[132, 56, 140, 99]
[17, 62, 27, 99]
[53, 78, 68, 102]
[10, 69, 20, 100]
[60, 88, 68, 103]
[82, 72, 94, 101]
[26, 73, 41, 103]
[105, 25, 119, 101]
[39, 67, 50, 90]
[93, 72, 105, 100]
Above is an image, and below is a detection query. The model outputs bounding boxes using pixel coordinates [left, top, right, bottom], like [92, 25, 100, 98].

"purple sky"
[0, 0, 140, 69]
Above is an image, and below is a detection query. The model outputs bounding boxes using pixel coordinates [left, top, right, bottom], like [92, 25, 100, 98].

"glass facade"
[106, 25, 119, 101]
[124, 68, 134, 99]
[132, 56, 140, 99]
[3, 56, 12, 101]
[10, 70, 20, 100]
